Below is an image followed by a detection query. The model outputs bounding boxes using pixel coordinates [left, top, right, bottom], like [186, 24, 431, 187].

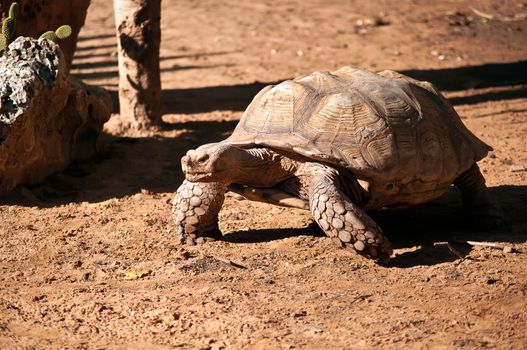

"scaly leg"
[308, 164, 392, 262]
[172, 180, 226, 244]
[454, 163, 504, 230]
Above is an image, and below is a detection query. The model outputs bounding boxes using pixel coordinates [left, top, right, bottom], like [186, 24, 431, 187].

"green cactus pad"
[55, 25, 72, 40]
[9, 2, 19, 19]
[2, 17, 15, 41]
[39, 30, 58, 42]
[0, 35, 5, 53]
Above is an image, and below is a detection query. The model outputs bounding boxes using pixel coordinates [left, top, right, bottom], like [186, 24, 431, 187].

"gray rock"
[0, 37, 112, 194]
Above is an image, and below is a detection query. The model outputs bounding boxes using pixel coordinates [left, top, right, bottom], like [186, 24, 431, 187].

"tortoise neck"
[230, 148, 299, 187]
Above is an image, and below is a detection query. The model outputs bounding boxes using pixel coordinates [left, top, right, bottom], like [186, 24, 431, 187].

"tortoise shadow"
[223, 223, 324, 244]
[376, 185, 526, 267]
[221, 185, 527, 267]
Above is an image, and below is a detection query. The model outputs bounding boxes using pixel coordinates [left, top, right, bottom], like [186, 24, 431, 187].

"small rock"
[502, 246, 513, 254]
[82, 272, 91, 282]
[289, 310, 307, 318]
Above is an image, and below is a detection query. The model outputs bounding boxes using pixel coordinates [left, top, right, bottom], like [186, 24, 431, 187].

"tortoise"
[172, 66, 502, 262]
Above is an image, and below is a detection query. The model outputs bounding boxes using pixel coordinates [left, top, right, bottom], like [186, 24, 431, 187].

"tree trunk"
[113, 0, 162, 129]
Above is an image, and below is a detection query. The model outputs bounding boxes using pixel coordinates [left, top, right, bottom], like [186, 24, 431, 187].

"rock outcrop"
[0, 37, 111, 194]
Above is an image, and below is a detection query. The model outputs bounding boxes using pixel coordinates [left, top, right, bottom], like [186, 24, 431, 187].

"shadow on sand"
[222, 185, 527, 267]
[72, 58, 527, 114]
[3, 57, 526, 267]
[0, 119, 237, 206]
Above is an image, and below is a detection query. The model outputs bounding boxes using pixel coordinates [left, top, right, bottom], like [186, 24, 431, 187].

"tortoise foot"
[308, 165, 393, 263]
[335, 220, 393, 264]
[179, 230, 223, 246]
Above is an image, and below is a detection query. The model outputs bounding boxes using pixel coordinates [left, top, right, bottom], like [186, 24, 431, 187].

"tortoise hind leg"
[307, 163, 392, 263]
[454, 164, 504, 230]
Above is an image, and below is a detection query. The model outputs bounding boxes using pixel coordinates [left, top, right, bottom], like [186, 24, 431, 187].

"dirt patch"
[1, 0, 526, 349]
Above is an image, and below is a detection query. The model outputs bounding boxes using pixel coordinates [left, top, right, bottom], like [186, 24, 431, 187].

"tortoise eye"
[385, 182, 394, 191]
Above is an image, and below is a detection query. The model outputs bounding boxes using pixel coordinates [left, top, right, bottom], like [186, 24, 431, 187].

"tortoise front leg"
[308, 165, 392, 262]
[172, 180, 226, 244]
[454, 163, 504, 230]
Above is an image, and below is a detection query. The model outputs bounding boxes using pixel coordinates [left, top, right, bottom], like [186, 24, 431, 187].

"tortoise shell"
[226, 66, 491, 207]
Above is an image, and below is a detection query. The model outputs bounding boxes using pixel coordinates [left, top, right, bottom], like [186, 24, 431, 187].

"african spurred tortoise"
[172, 66, 502, 262]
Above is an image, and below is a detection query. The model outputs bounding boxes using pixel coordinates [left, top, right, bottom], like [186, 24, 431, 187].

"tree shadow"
[77, 34, 115, 42]
[72, 64, 233, 81]
[157, 59, 527, 114]
[0, 119, 237, 207]
[161, 81, 282, 114]
[400, 60, 527, 91]
[75, 43, 117, 52]
[70, 50, 526, 114]
[448, 87, 527, 106]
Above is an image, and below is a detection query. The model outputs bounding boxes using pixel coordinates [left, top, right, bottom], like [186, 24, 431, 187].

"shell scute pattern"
[228, 66, 491, 197]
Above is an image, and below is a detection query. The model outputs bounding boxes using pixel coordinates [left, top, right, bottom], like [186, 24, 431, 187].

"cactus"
[2, 17, 15, 39]
[39, 25, 72, 42]
[8, 2, 19, 19]
[1, 2, 18, 55]
[1, 17, 15, 54]
[55, 25, 72, 40]
[0, 1, 71, 55]
[0, 35, 5, 55]
[39, 30, 57, 42]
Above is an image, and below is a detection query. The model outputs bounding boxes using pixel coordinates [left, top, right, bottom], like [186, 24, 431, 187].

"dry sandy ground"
[1, 0, 527, 349]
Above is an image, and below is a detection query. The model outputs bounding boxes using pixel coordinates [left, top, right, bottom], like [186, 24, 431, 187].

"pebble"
[290, 310, 307, 318]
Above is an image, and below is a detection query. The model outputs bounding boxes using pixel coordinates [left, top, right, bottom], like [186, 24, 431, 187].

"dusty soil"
[1, 0, 527, 349]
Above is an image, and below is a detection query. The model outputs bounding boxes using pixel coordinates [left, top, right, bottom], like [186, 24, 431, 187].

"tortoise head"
[181, 143, 248, 183]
